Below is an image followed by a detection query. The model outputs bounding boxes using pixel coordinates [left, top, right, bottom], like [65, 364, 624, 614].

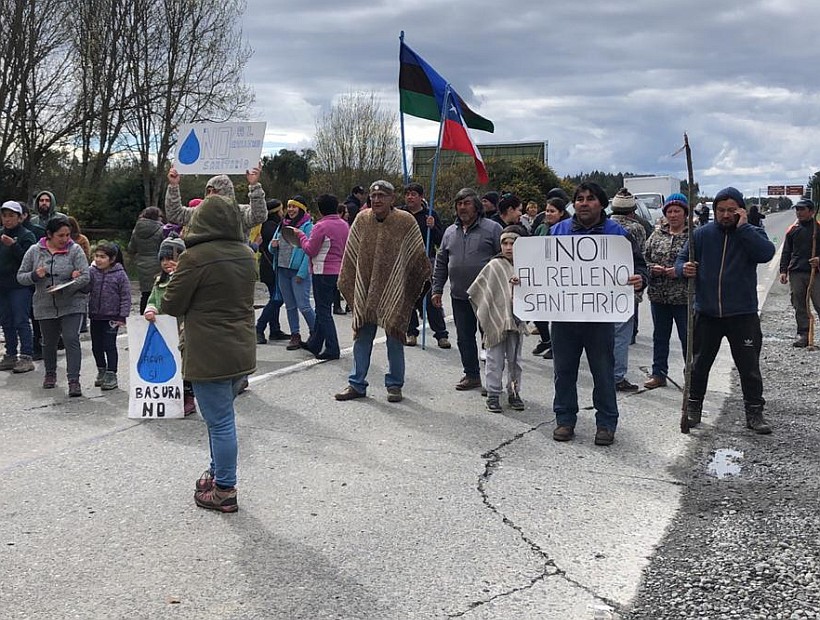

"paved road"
[0, 214, 792, 619]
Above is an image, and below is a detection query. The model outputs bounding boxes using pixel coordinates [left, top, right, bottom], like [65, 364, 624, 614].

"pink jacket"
[295, 214, 349, 275]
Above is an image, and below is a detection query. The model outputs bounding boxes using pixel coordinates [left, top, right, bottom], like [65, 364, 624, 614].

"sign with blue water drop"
[178, 128, 201, 165]
[137, 322, 177, 383]
[174, 122, 267, 175]
[128, 315, 184, 419]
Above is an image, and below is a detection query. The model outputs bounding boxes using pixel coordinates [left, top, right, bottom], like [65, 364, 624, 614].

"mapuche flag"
[399, 42, 494, 133]
[442, 95, 489, 185]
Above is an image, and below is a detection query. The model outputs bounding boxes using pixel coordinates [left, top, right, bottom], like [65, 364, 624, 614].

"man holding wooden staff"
[676, 187, 775, 433]
[779, 198, 820, 348]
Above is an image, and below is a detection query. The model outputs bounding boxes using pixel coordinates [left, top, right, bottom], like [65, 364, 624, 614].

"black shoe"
[686, 398, 703, 427]
[486, 395, 502, 413]
[532, 341, 550, 356]
[746, 406, 772, 434]
[542, 348, 553, 360]
[594, 427, 615, 446]
[615, 379, 639, 392]
[32, 350, 43, 361]
[316, 351, 340, 361]
[256, 332, 267, 345]
[333, 307, 346, 315]
[269, 331, 290, 341]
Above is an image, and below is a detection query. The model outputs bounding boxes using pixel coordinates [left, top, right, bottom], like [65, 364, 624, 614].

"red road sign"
[767, 185, 785, 195]
[786, 185, 804, 195]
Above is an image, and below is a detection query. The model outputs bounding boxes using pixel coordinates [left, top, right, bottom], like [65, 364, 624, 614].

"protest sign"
[128, 315, 184, 419]
[174, 121, 266, 175]
[512, 235, 634, 322]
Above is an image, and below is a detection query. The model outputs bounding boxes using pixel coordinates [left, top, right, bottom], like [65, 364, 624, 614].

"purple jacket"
[295, 214, 350, 275]
[87, 263, 131, 322]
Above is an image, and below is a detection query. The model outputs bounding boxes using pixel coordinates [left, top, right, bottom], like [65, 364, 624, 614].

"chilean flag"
[441, 94, 489, 185]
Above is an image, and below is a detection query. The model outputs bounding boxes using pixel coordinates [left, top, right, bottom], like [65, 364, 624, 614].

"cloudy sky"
[241, 0, 820, 198]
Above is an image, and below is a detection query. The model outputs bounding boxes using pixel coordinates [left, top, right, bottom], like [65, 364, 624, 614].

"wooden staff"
[807, 202, 819, 350]
[680, 133, 695, 434]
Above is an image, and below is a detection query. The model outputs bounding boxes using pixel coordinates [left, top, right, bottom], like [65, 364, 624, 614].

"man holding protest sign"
[548, 182, 647, 446]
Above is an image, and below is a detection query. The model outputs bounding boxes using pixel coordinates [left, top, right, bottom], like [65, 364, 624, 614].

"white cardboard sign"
[175, 121, 266, 174]
[512, 235, 634, 322]
[128, 315, 184, 419]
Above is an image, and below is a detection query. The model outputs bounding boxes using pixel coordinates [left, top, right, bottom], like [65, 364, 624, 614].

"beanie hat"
[158, 234, 186, 260]
[501, 224, 529, 241]
[287, 195, 309, 212]
[481, 191, 499, 207]
[713, 186, 745, 209]
[546, 187, 571, 203]
[794, 198, 815, 210]
[369, 180, 395, 194]
[498, 193, 521, 213]
[610, 188, 637, 214]
[663, 193, 689, 214]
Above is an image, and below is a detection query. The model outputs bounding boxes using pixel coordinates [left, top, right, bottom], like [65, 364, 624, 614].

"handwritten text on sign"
[512, 235, 634, 322]
[127, 315, 184, 419]
[175, 122, 267, 175]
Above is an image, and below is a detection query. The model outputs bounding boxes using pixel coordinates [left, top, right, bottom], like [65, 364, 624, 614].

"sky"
[240, 0, 820, 198]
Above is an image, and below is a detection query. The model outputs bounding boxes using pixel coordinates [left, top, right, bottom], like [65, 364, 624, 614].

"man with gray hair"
[165, 165, 267, 239]
[432, 188, 502, 391]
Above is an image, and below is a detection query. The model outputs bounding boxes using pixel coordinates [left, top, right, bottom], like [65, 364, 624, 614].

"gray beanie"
[158, 235, 186, 260]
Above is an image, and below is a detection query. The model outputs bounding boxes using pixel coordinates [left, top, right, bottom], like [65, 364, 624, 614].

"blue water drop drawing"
[178, 128, 200, 164]
[137, 322, 177, 383]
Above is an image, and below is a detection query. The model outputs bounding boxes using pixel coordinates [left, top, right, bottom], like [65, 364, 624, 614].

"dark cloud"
[244, 0, 820, 196]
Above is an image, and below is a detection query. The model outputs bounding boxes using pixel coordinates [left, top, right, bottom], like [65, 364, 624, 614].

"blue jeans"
[306, 274, 340, 357]
[256, 281, 283, 336]
[650, 302, 688, 378]
[613, 316, 634, 382]
[278, 267, 315, 336]
[451, 297, 480, 379]
[348, 322, 404, 393]
[551, 322, 619, 431]
[192, 378, 242, 488]
[0, 287, 34, 356]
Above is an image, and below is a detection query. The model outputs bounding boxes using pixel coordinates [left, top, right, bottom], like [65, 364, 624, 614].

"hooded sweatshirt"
[161, 195, 257, 382]
[0, 221, 36, 289]
[29, 191, 67, 229]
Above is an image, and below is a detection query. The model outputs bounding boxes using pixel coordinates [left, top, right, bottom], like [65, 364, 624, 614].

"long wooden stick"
[807, 203, 818, 350]
[680, 133, 696, 434]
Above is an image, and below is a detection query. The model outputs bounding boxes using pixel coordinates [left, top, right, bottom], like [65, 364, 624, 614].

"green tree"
[261, 149, 314, 201]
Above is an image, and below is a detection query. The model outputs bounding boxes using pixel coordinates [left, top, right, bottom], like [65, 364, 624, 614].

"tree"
[311, 91, 401, 197]
[261, 149, 315, 201]
[123, 0, 253, 207]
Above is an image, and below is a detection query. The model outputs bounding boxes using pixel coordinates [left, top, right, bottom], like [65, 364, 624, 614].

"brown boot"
[286, 333, 303, 350]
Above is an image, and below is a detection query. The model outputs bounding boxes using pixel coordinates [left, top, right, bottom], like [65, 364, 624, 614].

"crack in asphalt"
[446, 422, 624, 618]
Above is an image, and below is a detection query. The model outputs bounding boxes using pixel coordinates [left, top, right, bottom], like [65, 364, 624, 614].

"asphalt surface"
[1, 211, 813, 619]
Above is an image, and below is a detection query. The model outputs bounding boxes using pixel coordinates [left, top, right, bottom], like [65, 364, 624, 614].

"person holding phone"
[676, 186, 776, 433]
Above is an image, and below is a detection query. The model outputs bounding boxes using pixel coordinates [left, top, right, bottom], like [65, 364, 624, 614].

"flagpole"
[399, 31, 410, 185]
[420, 84, 451, 350]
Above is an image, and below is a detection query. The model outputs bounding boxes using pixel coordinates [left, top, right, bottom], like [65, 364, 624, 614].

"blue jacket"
[551, 213, 649, 291]
[271, 218, 312, 280]
[675, 222, 775, 317]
